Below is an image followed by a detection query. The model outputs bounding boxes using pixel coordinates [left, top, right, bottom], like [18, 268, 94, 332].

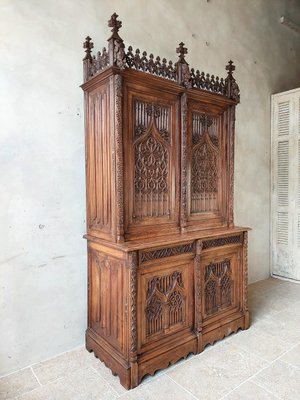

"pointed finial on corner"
[83, 36, 94, 60]
[108, 12, 123, 40]
[225, 60, 240, 103]
[226, 60, 236, 75]
[176, 42, 188, 63]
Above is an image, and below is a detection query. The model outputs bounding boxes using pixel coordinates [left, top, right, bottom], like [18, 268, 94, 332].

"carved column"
[128, 251, 138, 387]
[243, 231, 250, 329]
[194, 239, 203, 353]
[114, 74, 124, 242]
[228, 105, 235, 227]
[180, 93, 188, 232]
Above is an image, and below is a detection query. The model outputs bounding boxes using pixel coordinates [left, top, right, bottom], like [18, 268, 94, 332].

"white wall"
[1, 0, 299, 377]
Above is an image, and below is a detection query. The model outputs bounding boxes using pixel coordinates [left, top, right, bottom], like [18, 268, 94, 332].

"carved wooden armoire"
[81, 13, 250, 390]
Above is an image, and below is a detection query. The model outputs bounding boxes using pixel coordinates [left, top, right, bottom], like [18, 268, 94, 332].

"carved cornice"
[82, 13, 240, 103]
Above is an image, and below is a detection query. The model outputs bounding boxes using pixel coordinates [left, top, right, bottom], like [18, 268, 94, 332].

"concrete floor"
[1, 277, 300, 400]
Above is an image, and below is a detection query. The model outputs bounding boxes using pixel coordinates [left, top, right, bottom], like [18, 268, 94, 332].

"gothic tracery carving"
[145, 271, 185, 336]
[134, 100, 171, 142]
[191, 112, 219, 213]
[134, 132, 169, 219]
[204, 259, 233, 315]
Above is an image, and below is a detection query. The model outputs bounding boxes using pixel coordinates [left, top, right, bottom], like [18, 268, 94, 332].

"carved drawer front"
[88, 250, 125, 355]
[201, 249, 240, 321]
[138, 260, 193, 350]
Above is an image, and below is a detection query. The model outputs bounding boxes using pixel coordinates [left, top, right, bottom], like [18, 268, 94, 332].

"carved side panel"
[204, 259, 233, 316]
[89, 250, 125, 353]
[191, 112, 220, 213]
[132, 98, 172, 221]
[87, 85, 112, 235]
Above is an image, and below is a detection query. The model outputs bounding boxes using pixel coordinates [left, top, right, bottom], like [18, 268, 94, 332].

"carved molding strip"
[129, 252, 138, 359]
[243, 232, 249, 311]
[194, 240, 203, 335]
[115, 75, 124, 240]
[180, 93, 188, 230]
[228, 106, 235, 227]
[141, 243, 193, 263]
[202, 235, 241, 250]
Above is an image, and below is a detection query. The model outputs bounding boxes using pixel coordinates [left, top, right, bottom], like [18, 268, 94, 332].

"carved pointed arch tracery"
[133, 99, 172, 221]
[191, 112, 220, 214]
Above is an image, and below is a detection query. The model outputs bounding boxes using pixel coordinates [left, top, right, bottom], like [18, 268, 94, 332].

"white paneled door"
[271, 88, 300, 281]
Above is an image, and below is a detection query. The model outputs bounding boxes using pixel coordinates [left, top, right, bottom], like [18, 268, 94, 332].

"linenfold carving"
[146, 272, 185, 336]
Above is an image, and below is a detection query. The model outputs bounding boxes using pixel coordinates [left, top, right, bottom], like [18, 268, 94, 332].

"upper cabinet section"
[82, 13, 240, 243]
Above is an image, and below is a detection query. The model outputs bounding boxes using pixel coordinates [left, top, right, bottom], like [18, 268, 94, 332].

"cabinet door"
[186, 100, 230, 230]
[123, 82, 180, 240]
[201, 248, 241, 322]
[137, 254, 194, 351]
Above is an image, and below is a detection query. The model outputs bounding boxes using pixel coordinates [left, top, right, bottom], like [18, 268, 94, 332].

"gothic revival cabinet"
[82, 13, 250, 389]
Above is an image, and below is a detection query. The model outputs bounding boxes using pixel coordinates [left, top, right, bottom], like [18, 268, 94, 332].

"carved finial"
[108, 12, 122, 40]
[107, 13, 125, 69]
[176, 42, 188, 63]
[83, 36, 94, 60]
[175, 42, 191, 88]
[225, 60, 240, 103]
[226, 60, 235, 75]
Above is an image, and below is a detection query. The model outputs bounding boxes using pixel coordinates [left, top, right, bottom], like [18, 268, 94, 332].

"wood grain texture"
[82, 12, 249, 390]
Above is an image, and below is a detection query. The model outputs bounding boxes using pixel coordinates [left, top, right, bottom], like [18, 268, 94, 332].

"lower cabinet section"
[86, 230, 250, 389]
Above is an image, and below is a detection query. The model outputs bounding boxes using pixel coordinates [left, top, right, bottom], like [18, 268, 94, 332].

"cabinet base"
[86, 311, 249, 390]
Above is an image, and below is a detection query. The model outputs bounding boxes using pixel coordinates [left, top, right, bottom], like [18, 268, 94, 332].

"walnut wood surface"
[83, 13, 249, 390]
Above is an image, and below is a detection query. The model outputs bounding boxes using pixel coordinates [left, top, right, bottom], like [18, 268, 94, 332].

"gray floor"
[1, 277, 300, 400]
